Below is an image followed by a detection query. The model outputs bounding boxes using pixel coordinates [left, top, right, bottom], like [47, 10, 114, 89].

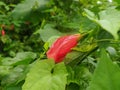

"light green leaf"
[47, 36, 60, 47]
[87, 49, 120, 90]
[2, 52, 37, 66]
[22, 59, 68, 90]
[40, 24, 62, 42]
[97, 8, 120, 39]
[11, 0, 49, 20]
[84, 9, 96, 21]
[64, 51, 81, 64]
[0, 66, 13, 76]
[1, 65, 28, 86]
[106, 46, 117, 57]
[85, 8, 120, 39]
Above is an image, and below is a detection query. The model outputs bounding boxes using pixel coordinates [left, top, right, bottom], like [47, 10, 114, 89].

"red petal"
[1, 30, 5, 36]
[47, 34, 81, 63]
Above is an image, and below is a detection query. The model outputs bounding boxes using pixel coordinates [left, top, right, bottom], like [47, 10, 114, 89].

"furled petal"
[1, 30, 5, 36]
[47, 34, 82, 63]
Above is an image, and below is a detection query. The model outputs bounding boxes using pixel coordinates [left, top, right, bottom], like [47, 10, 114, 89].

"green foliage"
[22, 59, 67, 90]
[11, 0, 49, 24]
[87, 49, 120, 90]
[0, 0, 120, 90]
[85, 8, 120, 39]
[0, 52, 36, 89]
[39, 24, 62, 42]
[66, 65, 92, 90]
[1, 65, 27, 86]
[1, 52, 37, 66]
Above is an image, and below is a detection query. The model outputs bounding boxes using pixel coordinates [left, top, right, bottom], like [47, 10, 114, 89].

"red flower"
[1, 30, 5, 36]
[47, 34, 82, 63]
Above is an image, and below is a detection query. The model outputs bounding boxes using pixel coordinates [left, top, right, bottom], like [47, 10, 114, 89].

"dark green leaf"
[87, 49, 120, 90]
[3, 86, 21, 90]
[67, 65, 92, 90]
[11, 0, 49, 20]
[113, 0, 120, 4]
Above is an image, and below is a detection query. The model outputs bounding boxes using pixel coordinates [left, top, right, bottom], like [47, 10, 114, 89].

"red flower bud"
[1, 30, 5, 36]
[47, 34, 82, 63]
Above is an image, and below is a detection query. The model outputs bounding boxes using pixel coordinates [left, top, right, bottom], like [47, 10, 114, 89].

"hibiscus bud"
[47, 34, 82, 63]
[1, 30, 5, 36]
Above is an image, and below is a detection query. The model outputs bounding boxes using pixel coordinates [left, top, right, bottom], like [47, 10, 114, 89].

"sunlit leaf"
[40, 24, 62, 42]
[0, 66, 13, 76]
[22, 59, 67, 90]
[2, 52, 37, 66]
[85, 8, 120, 39]
[106, 46, 117, 57]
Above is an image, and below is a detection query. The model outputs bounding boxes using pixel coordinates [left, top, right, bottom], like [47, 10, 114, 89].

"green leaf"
[0, 66, 13, 76]
[2, 52, 37, 66]
[67, 65, 92, 90]
[64, 51, 81, 65]
[11, 0, 49, 20]
[84, 9, 96, 21]
[3, 86, 21, 90]
[87, 49, 120, 90]
[106, 46, 117, 57]
[97, 8, 120, 39]
[3, 82, 23, 90]
[85, 8, 120, 39]
[22, 59, 68, 90]
[66, 83, 80, 90]
[1, 65, 28, 86]
[40, 24, 62, 42]
[113, 0, 120, 4]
